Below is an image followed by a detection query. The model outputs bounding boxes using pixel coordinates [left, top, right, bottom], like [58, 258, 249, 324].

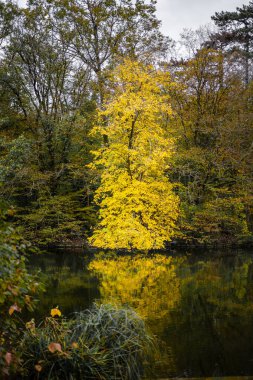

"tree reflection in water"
[28, 250, 253, 377]
[89, 253, 182, 377]
[89, 254, 181, 321]
[89, 252, 253, 377]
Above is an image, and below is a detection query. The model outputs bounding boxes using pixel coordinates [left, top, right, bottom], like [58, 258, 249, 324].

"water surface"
[28, 249, 253, 378]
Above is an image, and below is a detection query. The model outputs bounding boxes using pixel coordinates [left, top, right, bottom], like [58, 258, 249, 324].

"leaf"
[25, 295, 31, 304]
[5, 352, 12, 366]
[35, 364, 42, 372]
[50, 307, 62, 317]
[48, 342, 62, 353]
[9, 303, 21, 315]
[26, 318, 35, 332]
[7, 286, 18, 296]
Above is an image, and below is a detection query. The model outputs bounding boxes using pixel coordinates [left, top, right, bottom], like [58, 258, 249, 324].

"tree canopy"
[0, 0, 252, 248]
[89, 60, 179, 250]
[211, 2, 253, 84]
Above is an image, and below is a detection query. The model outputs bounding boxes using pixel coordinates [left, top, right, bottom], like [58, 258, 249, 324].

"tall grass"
[20, 304, 153, 379]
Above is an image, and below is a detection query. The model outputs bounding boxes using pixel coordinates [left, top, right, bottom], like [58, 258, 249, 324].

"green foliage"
[0, 0, 99, 245]
[0, 205, 44, 376]
[211, 2, 253, 84]
[0, 135, 32, 184]
[191, 197, 250, 244]
[20, 304, 153, 380]
[169, 33, 253, 245]
[19, 192, 97, 246]
[0, 0, 168, 246]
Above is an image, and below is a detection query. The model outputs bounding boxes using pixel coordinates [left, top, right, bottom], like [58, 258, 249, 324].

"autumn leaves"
[89, 60, 179, 250]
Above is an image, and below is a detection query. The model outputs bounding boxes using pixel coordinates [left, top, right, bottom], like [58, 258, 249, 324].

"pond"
[27, 248, 253, 379]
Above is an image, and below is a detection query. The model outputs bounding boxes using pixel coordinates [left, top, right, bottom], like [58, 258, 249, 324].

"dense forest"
[1, 0, 253, 377]
[0, 0, 253, 248]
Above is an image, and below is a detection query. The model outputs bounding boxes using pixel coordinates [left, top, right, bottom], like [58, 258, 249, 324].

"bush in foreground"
[20, 304, 153, 379]
[0, 205, 43, 377]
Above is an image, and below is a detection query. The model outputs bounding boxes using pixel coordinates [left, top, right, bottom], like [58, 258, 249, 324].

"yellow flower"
[50, 307, 62, 317]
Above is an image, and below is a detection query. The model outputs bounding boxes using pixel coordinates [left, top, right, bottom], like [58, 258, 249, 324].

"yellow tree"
[89, 60, 179, 250]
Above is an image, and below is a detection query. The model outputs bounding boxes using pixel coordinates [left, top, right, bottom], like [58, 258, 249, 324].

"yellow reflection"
[89, 254, 181, 321]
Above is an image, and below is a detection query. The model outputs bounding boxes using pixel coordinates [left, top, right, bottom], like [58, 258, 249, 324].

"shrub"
[20, 304, 153, 379]
[0, 205, 43, 377]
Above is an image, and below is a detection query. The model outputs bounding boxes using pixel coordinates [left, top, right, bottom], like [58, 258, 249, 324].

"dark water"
[27, 249, 253, 378]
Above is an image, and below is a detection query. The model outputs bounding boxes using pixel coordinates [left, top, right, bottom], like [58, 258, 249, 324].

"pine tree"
[211, 2, 253, 84]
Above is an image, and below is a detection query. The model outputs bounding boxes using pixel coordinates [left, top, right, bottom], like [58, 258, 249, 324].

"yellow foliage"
[50, 307, 62, 317]
[89, 60, 179, 250]
[89, 254, 181, 321]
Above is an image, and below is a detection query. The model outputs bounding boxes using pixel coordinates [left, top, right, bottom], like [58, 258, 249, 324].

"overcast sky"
[156, 0, 246, 40]
[17, 0, 247, 40]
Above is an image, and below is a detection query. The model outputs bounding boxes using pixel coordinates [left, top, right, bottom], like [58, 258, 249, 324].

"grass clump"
[19, 304, 153, 379]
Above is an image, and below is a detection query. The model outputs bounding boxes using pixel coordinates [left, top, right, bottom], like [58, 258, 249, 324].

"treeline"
[0, 0, 253, 247]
